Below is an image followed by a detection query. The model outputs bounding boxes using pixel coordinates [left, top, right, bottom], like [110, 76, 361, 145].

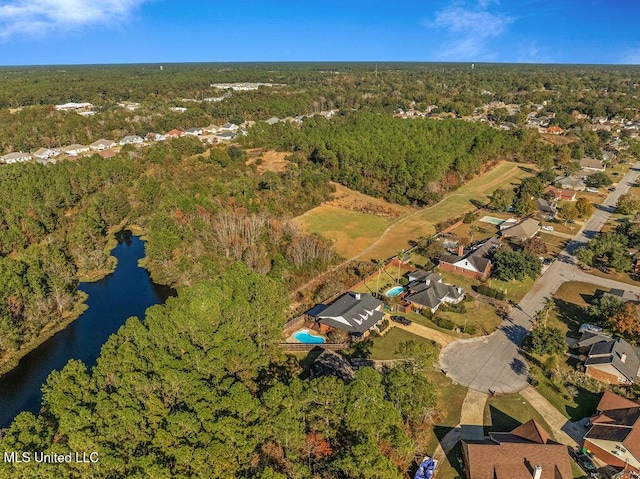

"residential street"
[440, 161, 640, 394]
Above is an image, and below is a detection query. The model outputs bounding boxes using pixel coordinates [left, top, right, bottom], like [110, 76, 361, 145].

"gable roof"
[544, 185, 577, 200]
[439, 236, 500, 273]
[405, 280, 464, 310]
[598, 390, 640, 412]
[580, 157, 605, 170]
[501, 218, 540, 241]
[536, 197, 557, 214]
[463, 420, 571, 479]
[585, 337, 640, 383]
[586, 391, 640, 463]
[313, 292, 384, 334]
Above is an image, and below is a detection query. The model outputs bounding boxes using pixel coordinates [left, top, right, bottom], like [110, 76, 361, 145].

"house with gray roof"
[536, 198, 557, 219]
[90, 139, 117, 150]
[581, 157, 606, 172]
[555, 175, 586, 191]
[438, 236, 501, 280]
[585, 337, 640, 385]
[310, 292, 384, 336]
[32, 147, 59, 160]
[119, 135, 143, 146]
[404, 273, 464, 313]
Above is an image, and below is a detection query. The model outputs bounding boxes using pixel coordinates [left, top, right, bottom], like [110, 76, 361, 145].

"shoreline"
[0, 222, 148, 380]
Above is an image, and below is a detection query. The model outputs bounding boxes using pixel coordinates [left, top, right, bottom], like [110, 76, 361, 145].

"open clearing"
[245, 149, 291, 173]
[292, 161, 536, 261]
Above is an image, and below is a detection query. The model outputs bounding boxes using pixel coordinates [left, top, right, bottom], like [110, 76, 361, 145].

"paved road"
[440, 161, 640, 394]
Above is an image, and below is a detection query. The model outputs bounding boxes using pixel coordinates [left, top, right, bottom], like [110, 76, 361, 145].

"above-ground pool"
[385, 286, 405, 297]
[294, 329, 325, 344]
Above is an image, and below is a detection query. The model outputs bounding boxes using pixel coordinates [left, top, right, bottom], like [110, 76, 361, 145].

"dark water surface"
[0, 231, 175, 427]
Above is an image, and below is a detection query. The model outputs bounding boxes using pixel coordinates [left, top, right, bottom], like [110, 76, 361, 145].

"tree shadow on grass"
[553, 298, 591, 333]
[564, 386, 600, 422]
[484, 405, 521, 435]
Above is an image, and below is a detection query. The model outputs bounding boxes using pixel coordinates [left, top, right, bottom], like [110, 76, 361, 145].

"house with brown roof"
[581, 157, 606, 172]
[462, 419, 572, 479]
[438, 237, 501, 280]
[501, 218, 540, 242]
[584, 391, 640, 476]
[544, 186, 577, 202]
[165, 129, 184, 138]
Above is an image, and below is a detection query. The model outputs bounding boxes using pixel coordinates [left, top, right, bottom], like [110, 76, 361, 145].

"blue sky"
[0, 0, 639, 65]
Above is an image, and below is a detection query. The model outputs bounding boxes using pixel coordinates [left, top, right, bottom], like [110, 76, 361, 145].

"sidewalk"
[520, 386, 585, 448]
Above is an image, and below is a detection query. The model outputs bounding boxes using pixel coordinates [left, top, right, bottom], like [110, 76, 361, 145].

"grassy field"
[292, 205, 394, 258]
[483, 393, 555, 438]
[293, 161, 537, 261]
[439, 302, 502, 335]
[368, 327, 438, 360]
[352, 263, 412, 296]
[361, 162, 537, 261]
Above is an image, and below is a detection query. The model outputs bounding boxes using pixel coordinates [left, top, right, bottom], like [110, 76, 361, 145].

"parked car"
[391, 315, 412, 326]
[575, 452, 601, 478]
[541, 225, 554, 231]
[579, 323, 603, 334]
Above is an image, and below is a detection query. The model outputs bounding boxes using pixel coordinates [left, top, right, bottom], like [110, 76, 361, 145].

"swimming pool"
[294, 329, 326, 344]
[385, 286, 405, 297]
[479, 215, 506, 225]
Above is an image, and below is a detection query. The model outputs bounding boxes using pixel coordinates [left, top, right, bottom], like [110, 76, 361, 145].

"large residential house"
[219, 122, 239, 132]
[584, 391, 640, 476]
[184, 127, 203, 136]
[32, 147, 59, 160]
[461, 420, 572, 479]
[59, 144, 89, 156]
[555, 176, 586, 191]
[119, 135, 143, 146]
[165, 129, 184, 138]
[404, 271, 464, 313]
[584, 336, 640, 385]
[1, 151, 32, 163]
[501, 218, 540, 242]
[90, 139, 117, 150]
[536, 198, 557, 219]
[581, 157, 606, 172]
[309, 292, 384, 337]
[438, 237, 501, 281]
[544, 186, 577, 201]
[55, 102, 93, 111]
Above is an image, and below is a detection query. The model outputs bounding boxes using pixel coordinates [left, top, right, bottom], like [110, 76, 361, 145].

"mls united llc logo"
[3, 451, 99, 464]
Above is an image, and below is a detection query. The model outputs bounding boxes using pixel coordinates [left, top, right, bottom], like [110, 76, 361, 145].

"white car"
[541, 225, 554, 231]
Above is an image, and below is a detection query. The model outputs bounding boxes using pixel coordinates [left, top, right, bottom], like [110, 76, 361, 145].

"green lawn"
[366, 327, 438, 360]
[439, 270, 535, 304]
[533, 365, 600, 421]
[483, 393, 555, 438]
[548, 281, 599, 333]
[352, 263, 411, 296]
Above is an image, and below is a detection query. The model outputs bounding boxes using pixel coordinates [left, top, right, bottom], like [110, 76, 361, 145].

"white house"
[1, 151, 32, 164]
[90, 139, 117, 150]
[119, 135, 143, 146]
[59, 144, 90, 156]
[55, 102, 93, 111]
[32, 148, 59, 160]
[184, 127, 203, 136]
[219, 122, 239, 132]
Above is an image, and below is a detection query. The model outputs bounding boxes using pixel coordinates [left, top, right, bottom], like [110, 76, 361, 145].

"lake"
[0, 231, 175, 427]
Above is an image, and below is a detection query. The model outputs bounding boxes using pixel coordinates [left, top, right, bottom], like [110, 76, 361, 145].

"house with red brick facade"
[438, 237, 500, 281]
[584, 391, 640, 477]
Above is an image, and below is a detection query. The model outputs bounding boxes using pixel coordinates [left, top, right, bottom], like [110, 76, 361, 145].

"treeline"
[245, 112, 551, 205]
[0, 265, 436, 479]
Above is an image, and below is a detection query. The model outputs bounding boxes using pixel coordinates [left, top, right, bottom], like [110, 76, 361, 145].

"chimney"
[457, 244, 465, 256]
[353, 292, 361, 300]
[533, 465, 542, 479]
[621, 352, 627, 363]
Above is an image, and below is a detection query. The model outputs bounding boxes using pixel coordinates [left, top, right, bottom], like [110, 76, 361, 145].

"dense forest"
[0, 265, 436, 479]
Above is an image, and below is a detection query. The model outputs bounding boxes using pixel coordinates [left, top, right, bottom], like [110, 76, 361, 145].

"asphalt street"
[440, 161, 640, 393]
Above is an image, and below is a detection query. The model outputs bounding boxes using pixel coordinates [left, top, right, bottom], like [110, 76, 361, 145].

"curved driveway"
[440, 162, 640, 394]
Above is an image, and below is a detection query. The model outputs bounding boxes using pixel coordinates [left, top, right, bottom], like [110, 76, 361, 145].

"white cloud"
[0, 0, 150, 39]
[426, 1, 514, 61]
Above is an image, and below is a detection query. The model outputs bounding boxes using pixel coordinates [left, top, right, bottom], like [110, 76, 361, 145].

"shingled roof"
[312, 292, 384, 334]
[463, 420, 571, 479]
